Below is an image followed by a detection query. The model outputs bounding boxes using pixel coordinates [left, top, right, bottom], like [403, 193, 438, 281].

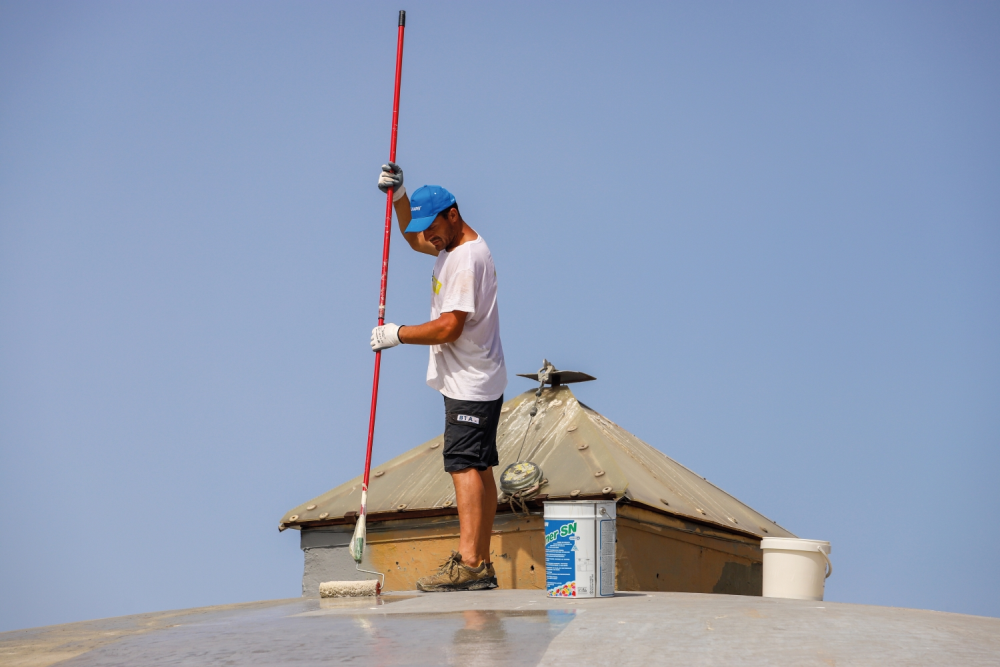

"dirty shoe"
[486, 562, 498, 588]
[416, 552, 494, 592]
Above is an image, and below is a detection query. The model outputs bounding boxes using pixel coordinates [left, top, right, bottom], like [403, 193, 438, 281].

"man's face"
[422, 209, 458, 251]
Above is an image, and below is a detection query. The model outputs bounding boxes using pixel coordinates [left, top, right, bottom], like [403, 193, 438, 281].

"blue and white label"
[545, 519, 579, 597]
[456, 415, 480, 424]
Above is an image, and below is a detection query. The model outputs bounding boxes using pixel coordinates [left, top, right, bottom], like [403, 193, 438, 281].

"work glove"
[377, 162, 406, 202]
[371, 323, 402, 351]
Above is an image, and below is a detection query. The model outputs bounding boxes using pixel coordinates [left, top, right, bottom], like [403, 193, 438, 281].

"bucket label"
[545, 519, 580, 597]
[600, 519, 615, 593]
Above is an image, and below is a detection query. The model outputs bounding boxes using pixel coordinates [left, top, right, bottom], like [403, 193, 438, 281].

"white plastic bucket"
[761, 537, 832, 601]
[544, 500, 616, 598]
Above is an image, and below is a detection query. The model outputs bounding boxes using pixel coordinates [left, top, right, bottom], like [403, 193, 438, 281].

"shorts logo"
[456, 415, 480, 424]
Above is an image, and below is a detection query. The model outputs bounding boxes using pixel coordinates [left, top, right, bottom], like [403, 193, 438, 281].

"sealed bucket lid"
[761, 537, 831, 554]
[544, 500, 617, 520]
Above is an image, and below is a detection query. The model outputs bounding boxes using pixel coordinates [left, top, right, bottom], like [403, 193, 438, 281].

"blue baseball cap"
[405, 185, 457, 233]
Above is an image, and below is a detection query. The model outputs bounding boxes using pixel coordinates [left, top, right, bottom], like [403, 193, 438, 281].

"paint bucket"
[544, 500, 616, 598]
[761, 537, 832, 601]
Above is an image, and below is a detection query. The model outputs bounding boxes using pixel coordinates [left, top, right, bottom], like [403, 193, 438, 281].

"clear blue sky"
[1, 1, 997, 631]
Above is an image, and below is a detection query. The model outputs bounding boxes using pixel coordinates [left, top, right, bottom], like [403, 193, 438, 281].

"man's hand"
[371, 323, 403, 351]
[377, 162, 406, 202]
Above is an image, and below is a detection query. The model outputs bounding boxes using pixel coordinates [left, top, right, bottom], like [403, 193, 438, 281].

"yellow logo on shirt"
[431, 273, 442, 295]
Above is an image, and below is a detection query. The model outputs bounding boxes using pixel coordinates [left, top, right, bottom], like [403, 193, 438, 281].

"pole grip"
[399, 10, 406, 26]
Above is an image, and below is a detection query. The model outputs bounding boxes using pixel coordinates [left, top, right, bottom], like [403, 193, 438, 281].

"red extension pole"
[352, 10, 405, 563]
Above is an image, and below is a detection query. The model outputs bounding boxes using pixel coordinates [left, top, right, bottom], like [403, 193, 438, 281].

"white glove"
[377, 162, 406, 202]
[371, 323, 402, 351]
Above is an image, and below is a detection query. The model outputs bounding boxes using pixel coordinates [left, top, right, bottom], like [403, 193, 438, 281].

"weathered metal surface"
[615, 504, 763, 595]
[4, 592, 999, 666]
[282, 385, 794, 540]
[368, 513, 547, 592]
[301, 514, 547, 593]
[300, 504, 763, 596]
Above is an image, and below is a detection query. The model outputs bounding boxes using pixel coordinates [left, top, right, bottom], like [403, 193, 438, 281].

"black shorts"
[442, 395, 503, 473]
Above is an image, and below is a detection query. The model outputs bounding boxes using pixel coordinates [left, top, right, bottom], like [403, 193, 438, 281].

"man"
[370, 162, 506, 592]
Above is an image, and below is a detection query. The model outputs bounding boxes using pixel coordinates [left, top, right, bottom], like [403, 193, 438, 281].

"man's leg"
[451, 468, 491, 567]
[440, 395, 502, 572]
[416, 467, 493, 591]
[478, 468, 497, 564]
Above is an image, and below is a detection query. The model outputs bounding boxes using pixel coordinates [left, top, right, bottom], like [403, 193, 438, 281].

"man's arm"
[370, 311, 466, 351]
[399, 311, 466, 345]
[394, 192, 438, 256]
[378, 162, 438, 256]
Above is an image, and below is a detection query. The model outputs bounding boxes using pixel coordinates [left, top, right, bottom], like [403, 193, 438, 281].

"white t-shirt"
[425, 235, 507, 401]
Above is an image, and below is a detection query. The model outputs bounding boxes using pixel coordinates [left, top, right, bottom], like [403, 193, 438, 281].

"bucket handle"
[816, 547, 833, 579]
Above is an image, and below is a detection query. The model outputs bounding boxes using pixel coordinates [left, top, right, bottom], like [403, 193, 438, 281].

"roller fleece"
[319, 580, 380, 598]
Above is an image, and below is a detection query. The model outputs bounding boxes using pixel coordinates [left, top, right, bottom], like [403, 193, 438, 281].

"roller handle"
[355, 9, 406, 567]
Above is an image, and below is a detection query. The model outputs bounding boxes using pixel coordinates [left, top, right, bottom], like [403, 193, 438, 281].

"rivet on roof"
[695, 509, 705, 515]
[602, 486, 613, 494]
[728, 517, 738, 524]
[306, 505, 317, 510]
[594, 470, 605, 477]
[501, 407, 509, 413]
[396, 503, 407, 510]
[374, 471, 385, 477]
[289, 515, 299, 521]
[577, 444, 588, 450]
[660, 498, 670, 506]
[570, 490, 581, 497]
[430, 443, 440, 449]
[319, 513, 329, 519]
[567, 425, 577, 432]
[442, 500, 453, 507]
[759, 526, 769, 533]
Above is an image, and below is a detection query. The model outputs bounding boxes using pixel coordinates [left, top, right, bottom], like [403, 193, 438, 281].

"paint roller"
[320, 577, 383, 598]
[319, 10, 405, 599]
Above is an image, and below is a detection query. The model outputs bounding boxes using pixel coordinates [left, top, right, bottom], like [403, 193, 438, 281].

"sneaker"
[416, 552, 495, 592]
[486, 562, 498, 589]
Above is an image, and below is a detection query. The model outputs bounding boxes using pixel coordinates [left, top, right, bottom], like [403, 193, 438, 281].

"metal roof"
[280, 385, 794, 538]
[7, 592, 999, 665]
